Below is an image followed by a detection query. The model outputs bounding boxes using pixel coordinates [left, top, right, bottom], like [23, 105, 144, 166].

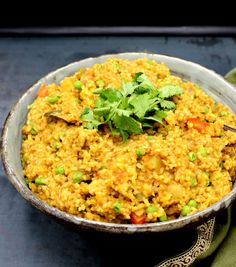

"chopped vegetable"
[146, 205, 157, 213]
[188, 152, 196, 162]
[130, 213, 146, 224]
[198, 147, 208, 157]
[188, 199, 197, 208]
[55, 166, 65, 175]
[220, 161, 224, 168]
[147, 135, 155, 140]
[181, 205, 191, 216]
[80, 72, 183, 141]
[53, 142, 60, 151]
[159, 214, 168, 222]
[30, 126, 38, 135]
[220, 131, 225, 137]
[72, 172, 84, 183]
[147, 59, 154, 65]
[37, 83, 49, 97]
[190, 177, 198, 187]
[186, 118, 209, 132]
[136, 147, 145, 157]
[204, 106, 209, 113]
[47, 95, 61, 104]
[113, 201, 122, 213]
[96, 79, 105, 87]
[74, 80, 83, 90]
[219, 111, 228, 117]
[27, 103, 34, 110]
[35, 177, 45, 186]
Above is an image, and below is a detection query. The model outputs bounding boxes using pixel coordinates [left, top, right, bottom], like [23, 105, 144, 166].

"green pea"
[146, 205, 157, 213]
[159, 214, 168, 222]
[147, 59, 154, 65]
[72, 172, 84, 183]
[204, 106, 209, 113]
[27, 103, 34, 110]
[96, 79, 105, 87]
[55, 166, 65, 175]
[188, 152, 196, 162]
[136, 148, 145, 157]
[25, 178, 30, 185]
[188, 199, 197, 208]
[219, 111, 228, 117]
[53, 142, 60, 151]
[113, 201, 122, 213]
[198, 147, 208, 157]
[30, 126, 38, 135]
[181, 205, 191, 216]
[220, 131, 225, 137]
[147, 135, 155, 140]
[35, 177, 45, 186]
[74, 80, 83, 90]
[47, 95, 61, 104]
[190, 177, 198, 187]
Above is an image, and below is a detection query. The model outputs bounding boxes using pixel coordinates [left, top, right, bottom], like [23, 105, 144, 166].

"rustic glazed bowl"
[1, 52, 236, 234]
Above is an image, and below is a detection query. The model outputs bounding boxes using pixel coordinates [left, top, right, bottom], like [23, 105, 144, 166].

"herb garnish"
[80, 72, 183, 141]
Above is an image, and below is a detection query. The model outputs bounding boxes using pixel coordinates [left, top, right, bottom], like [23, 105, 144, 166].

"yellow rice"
[21, 58, 236, 223]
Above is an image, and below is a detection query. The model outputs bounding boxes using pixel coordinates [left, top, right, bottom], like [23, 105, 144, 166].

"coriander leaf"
[129, 93, 156, 119]
[111, 128, 121, 136]
[84, 121, 100, 129]
[134, 86, 150, 94]
[93, 107, 111, 117]
[86, 73, 182, 140]
[119, 97, 129, 110]
[144, 116, 163, 124]
[120, 130, 129, 142]
[158, 85, 183, 99]
[80, 107, 94, 121]
[94, 97, 103, 108]
[136, 73, 155, 90]
[156, 110, 167, 118]
[93, 88, 104, 94]
[133, 72, 143, 82]
[80, 107, 101, 129]
[116, 109, 132, 117]
[113, 114, 142, 134]
[159, 100, 176, 110]
[100, 88, 121, 102]
[142, 122, 153, 128]
[120, 81, 137, 96]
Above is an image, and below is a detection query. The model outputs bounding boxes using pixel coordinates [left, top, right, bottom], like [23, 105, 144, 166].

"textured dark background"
[1, 36, 236, 267]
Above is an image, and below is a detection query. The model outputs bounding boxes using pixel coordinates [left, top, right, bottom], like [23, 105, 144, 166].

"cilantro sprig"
[80, 72, 183, 141]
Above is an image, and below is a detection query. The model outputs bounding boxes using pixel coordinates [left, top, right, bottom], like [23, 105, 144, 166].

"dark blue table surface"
[1, 36, 236, 267]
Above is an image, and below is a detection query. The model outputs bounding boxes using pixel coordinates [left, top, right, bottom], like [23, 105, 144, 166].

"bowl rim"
[2, 52, 236, 233]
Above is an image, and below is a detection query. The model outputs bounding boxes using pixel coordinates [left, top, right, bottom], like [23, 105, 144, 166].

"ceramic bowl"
[1, 52, 236, 234]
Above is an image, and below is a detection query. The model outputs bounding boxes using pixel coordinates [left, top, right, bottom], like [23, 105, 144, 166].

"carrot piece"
[37, 83, 49, 97]
[130, 213, 146, 224]
[186, 118, 209, 132]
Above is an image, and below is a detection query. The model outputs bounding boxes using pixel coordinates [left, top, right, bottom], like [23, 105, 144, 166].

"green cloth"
[211, 219, 236, 267]
[225, 68, 236, 87]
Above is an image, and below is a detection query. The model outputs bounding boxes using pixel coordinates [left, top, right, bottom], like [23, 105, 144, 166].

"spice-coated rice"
[21, 58, 236, 224]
